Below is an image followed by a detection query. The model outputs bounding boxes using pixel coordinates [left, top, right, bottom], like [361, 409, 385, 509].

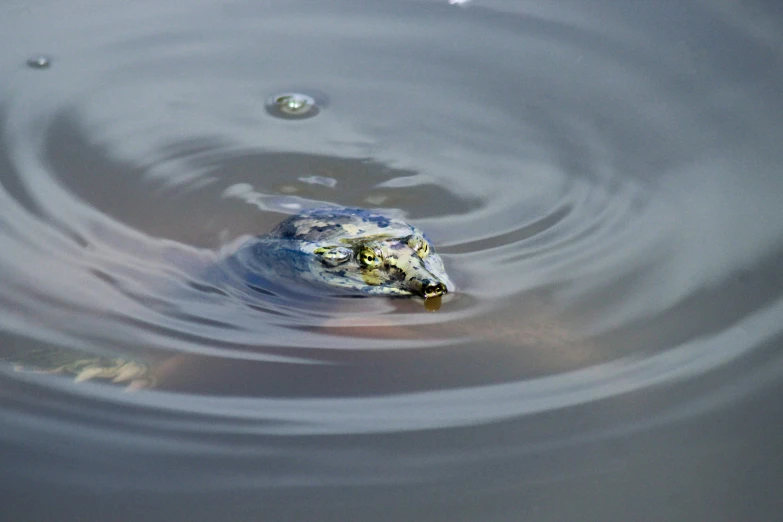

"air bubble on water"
[26, 54, 51, 69]
[265, 92, 320, 120]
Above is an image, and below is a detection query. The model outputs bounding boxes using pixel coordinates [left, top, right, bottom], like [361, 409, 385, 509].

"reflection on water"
[1, 0, 783, 520]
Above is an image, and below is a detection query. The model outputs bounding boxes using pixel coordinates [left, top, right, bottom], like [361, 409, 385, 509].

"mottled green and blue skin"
[234, 207, 453, 299]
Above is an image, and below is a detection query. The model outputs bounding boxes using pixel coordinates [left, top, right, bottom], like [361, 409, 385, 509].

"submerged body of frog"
[5, 207, 453, 387]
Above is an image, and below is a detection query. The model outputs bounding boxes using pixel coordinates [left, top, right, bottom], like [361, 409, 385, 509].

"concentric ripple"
[1, 0, 782, 505]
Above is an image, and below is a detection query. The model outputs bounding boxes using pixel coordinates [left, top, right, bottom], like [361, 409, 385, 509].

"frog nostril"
[422, 281, 447, 299]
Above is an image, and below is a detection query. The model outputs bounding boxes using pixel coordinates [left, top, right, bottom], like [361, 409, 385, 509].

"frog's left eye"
[358, 248, 383, 268]
[407, 235, 430, 258]
[314, 246, 351, 266]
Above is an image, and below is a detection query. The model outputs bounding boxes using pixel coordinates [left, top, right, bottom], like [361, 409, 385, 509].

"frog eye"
[407, 235, 430, 258]
[358, 248, 383, 268]
[314, 246, 351, 266]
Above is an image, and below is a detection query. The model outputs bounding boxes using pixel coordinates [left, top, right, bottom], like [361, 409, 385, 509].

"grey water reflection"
[1, 0, 783, 521]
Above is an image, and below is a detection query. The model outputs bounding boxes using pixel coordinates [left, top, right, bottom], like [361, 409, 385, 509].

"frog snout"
[421, 280, 447, 299]
[401, 258, 449, 299]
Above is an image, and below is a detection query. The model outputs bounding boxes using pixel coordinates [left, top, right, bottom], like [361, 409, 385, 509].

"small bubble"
[266, 92, 320, 120]
[26, 54, 52, 69]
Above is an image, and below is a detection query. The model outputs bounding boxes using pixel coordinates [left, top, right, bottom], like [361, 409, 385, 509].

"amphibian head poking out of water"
[249, 207, 454, 299]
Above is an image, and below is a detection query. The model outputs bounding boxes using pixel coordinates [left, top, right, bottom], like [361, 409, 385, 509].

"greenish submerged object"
[4, 207, 453, 387]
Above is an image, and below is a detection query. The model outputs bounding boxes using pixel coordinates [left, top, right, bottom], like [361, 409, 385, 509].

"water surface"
[1, 0, 783, 520]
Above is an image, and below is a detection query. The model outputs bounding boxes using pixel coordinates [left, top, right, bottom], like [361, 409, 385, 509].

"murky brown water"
[1, 0, 783, 520]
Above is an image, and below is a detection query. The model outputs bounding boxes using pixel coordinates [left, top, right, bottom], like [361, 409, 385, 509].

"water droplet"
[424, 295, 442, 312]
[26, 54, 51, 69]
[266, 92, 320, 120]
